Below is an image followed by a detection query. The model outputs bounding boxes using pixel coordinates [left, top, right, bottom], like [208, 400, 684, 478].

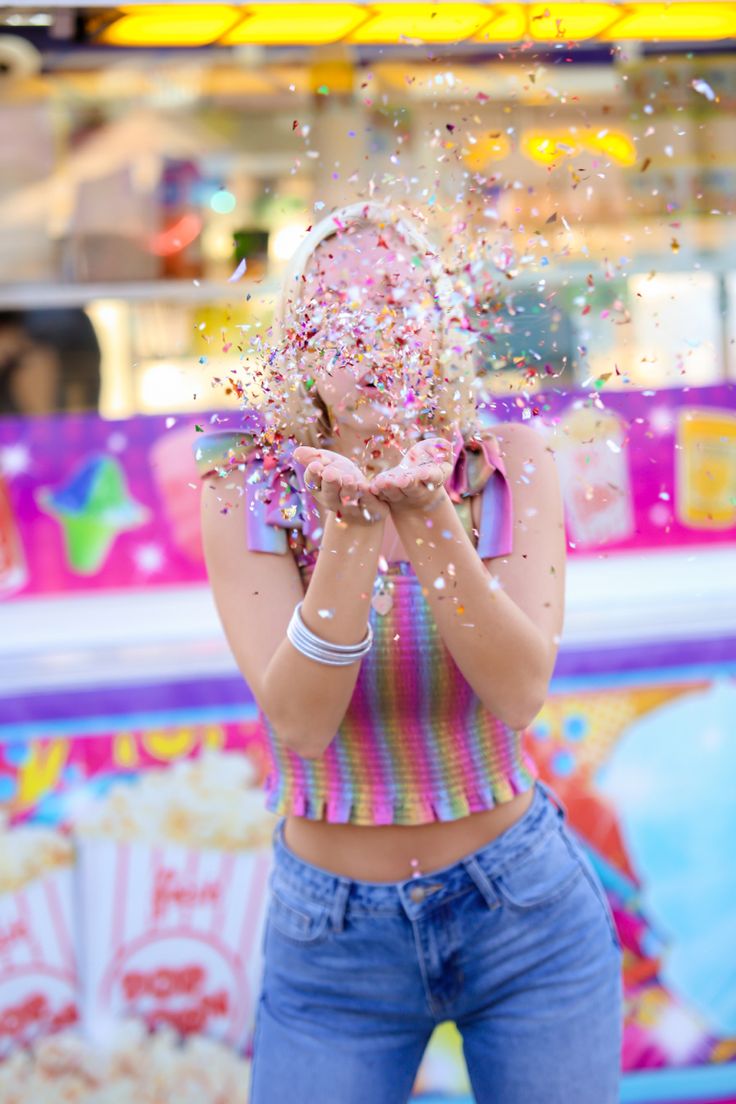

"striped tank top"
[195, 411, 539, 826]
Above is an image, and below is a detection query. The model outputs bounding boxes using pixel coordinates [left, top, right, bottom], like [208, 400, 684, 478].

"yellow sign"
[676, 408, 736, 529]
[97, 3, 736, 47]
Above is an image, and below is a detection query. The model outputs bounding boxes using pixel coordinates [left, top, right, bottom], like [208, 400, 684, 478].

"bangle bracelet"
[287, 602, 373, 667]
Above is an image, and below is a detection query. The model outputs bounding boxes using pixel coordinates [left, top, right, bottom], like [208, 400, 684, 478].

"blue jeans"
[249, 780, 623, 1104]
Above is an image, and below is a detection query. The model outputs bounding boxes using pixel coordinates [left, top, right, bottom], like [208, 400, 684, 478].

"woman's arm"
[388, 423, 566, 731]
[200, 467, 386, 760]
[263, 510, 386, 757]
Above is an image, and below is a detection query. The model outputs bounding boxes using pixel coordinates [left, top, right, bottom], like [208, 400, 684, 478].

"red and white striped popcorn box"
[76, 838, 273, 1052]
[0, 868, 80, 1057]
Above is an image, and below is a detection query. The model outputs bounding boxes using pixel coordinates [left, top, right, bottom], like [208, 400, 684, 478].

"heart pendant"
[371, 590, 394, 616]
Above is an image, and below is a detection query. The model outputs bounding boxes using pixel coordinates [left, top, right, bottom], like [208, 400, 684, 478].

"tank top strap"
[193, 413, 320, 557]
[193, 424, 260, 480]
[446, 425, 514, 559]
[476, 435, 513, 559]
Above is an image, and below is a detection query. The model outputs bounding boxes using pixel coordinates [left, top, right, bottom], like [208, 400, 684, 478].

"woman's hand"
[368, 437, 455, 514]
[293, 446, 389, 526]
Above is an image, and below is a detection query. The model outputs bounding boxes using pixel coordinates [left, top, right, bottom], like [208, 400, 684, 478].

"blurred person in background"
[0, 308, 101, 416]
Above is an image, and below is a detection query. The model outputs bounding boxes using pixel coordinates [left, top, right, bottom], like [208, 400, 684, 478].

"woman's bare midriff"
[282, 787, 535, 883]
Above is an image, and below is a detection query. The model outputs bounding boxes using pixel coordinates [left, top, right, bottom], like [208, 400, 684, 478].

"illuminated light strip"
[97, 3, 736, 47]
[223, 4, 370, 45]
[524, 2, 622, 42]
[102, 5, 242, 46]
[474, 3, 528, 41]
[599, 2, 736, 40]
[348, 3, 494, 43]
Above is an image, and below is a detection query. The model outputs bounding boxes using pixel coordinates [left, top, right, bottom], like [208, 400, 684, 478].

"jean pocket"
[268, 880, 332, 946]
[490, 826, 584, 911]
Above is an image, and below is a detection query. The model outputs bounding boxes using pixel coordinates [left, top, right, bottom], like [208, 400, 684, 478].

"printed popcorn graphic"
[552, 402, 635, 548]
[73, 753, 277, 1050]
[0, 819, 79, 1057]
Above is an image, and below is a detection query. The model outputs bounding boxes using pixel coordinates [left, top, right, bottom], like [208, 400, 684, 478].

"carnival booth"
[1, 380, 735, 1101]
[2, 3, 736, 1100]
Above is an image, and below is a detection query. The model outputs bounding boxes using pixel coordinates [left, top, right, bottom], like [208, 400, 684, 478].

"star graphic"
[649, 406, 675, 436]
[36, 454, 149, 575]
[132, 543, 165, 575]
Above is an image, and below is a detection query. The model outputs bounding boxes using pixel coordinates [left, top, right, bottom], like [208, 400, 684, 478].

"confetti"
[692, 78, 717, 102]
[228, 258, 247, 282]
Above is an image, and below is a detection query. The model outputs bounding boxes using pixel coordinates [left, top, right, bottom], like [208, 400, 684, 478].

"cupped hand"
[293, 446, 389, 526]
[367, 437, 455, 513]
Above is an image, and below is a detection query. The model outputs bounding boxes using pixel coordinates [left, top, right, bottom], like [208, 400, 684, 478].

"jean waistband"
[270, 779, 566, 916]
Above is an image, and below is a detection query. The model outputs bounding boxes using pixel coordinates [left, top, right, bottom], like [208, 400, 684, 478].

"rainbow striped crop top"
[195, 410, 538, 826]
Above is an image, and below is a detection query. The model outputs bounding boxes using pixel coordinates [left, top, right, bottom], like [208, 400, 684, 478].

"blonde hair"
[267, 202, 481, 449]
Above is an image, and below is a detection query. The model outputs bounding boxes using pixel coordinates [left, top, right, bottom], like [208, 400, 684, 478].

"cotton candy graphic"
[596, 680, 736, 1034]
[36, 454, 149, 574]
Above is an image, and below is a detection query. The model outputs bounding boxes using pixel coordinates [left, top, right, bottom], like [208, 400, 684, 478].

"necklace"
[371, 575, 394, 616]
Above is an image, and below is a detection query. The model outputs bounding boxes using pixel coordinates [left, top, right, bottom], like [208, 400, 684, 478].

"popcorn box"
[0, 868, 80, 1057]
[553, 404, 635, 548]
[76, 838, 273, 1052]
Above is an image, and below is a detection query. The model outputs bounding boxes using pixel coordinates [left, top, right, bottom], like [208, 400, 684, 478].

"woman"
[196, 203, 623, 1103]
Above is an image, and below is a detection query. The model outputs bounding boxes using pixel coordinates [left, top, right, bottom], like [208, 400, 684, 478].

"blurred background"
[0, 5, 736, 414]
[0, 4, 735, 1103]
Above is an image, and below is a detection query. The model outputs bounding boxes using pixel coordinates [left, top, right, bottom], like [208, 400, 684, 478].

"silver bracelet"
[286, 601, 373, 666]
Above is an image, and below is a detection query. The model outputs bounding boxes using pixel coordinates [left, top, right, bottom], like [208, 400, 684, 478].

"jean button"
[409, 885, 425, 903]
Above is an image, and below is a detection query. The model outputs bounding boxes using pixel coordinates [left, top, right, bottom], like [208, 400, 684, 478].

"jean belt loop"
[331, 878, 351, 933]
[462, 855, 499, 911]
[537, 778, 568, 822]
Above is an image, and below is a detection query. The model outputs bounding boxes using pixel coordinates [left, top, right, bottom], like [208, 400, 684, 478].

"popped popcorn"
[0, 1020, 251, 1103]
[73, 752, 278, 851]
[72, 753, 274, 1052]
[0, 815, 74, 893]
